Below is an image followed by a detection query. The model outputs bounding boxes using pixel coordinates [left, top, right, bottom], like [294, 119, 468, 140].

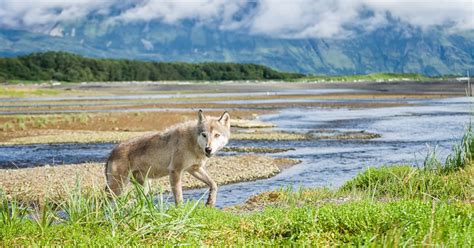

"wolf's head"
[196, 110, 231, 158]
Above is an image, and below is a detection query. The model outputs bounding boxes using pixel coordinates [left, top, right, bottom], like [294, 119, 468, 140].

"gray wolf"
[105, 110, 231, 207]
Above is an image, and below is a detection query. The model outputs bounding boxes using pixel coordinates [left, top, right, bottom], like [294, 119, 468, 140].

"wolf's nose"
[205, 147, 212, 154]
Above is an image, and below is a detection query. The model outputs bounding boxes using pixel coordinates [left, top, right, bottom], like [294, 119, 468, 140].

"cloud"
[0, 0, 113, 28]
[243, 0, 473, 38]
[114, 0, 249, 25]
[246, 0, 365, 38]
[0, 0, 472, 38]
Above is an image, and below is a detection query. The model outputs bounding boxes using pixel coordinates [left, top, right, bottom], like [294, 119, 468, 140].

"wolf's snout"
[205, 147, 212, 157]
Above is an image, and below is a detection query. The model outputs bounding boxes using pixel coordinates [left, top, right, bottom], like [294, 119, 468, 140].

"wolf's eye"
[214, 133, 220, 138]
[201, 133, 207, 138]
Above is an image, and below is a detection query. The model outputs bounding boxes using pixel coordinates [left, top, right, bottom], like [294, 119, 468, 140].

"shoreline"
[0, 155, 300, 203]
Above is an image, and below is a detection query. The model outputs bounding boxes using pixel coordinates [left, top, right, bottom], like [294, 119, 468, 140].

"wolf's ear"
[218, 111, 230, 128]
[198, 109, 207, 123]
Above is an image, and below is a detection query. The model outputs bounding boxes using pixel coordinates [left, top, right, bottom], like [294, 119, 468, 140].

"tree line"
[0, 52, 303, 82]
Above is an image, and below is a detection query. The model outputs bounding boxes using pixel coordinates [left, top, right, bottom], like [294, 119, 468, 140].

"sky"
[0, 0, 472, 38]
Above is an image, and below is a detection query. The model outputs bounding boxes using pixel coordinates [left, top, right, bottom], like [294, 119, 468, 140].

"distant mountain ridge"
[0, 17, 472, 76]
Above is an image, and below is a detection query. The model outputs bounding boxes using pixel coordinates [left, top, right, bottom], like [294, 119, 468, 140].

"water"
[0, 89, 366, 103]
[187, 98, 471, 207]
[0, 97, 471, 207]
[0, 143, 114, 168]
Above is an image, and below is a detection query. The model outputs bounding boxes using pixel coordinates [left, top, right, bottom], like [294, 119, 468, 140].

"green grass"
[1, 128, 473, 246]
[0, 87, 60, 97]
[0, 114, 93, 132]
[300, 72, 432, 82]
[2, 79, 65, 85]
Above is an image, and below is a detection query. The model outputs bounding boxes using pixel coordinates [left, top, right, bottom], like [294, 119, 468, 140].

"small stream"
[0, 96, 472, 207]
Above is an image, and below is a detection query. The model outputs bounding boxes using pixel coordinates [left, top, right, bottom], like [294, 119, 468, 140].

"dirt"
[0, 110, 269, 142]
[0, 129, 382, 145]
[223, 146, 295, 153]
[311, 130, 381, 140]
[230, 119, 275, 128]
[0, 130, 311, 145]
[44, 80, 468, 95]
[0, 92, 453, 114]
[0, 155, 300, 203]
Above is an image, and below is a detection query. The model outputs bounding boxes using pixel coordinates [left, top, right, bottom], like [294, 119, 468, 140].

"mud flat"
[0, 111, 270, 143]
[0, 128, 381, 145]
[310, 130, 381, 140]
[1, 130, 149, 145]
[41, 80, 468, 95]
[0, 155, 300, 202]
[230, 119, 275, 128]
[222, 146, 295, 153]
[0, 130, 311, 145]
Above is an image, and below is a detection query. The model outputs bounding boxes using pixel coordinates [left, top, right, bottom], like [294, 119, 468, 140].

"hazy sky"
[0, 0, 472, 38]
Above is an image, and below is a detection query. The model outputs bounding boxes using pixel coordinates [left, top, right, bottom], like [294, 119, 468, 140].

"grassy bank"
[300, 73, 432, 82]
[0, 87, 60, 97]
[1, 129, 473, 245]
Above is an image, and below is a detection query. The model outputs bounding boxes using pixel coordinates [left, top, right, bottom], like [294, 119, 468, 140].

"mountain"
[0, 17, 472, 76]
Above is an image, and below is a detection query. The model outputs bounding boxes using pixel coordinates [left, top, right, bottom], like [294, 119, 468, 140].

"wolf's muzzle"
[205, 147, 212, 157]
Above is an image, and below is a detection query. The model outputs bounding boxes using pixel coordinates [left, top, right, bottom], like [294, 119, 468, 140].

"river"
[1, 94, 471, 207]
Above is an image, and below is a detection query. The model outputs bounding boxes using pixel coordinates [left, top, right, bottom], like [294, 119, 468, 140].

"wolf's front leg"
[169, 169, 183, 205]
[188, 166, 218, 207]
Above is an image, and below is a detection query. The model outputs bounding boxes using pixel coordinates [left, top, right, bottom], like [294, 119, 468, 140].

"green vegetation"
[1, 129, 473, 245]
[301, 72, 432, 82]
[0, 52, 442, 84]
[0, 52, 303, 82]
[0, 114, 93, 132]
[0, 87, 60, 97]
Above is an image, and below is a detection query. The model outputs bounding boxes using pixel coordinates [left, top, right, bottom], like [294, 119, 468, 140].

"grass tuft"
[445, 125, 474, 172]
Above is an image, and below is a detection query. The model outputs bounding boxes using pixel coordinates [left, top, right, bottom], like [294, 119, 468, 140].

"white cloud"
[246, 0, 363, 38]
[0, 0, 472, 38]
[243, 0, 473, 38]
[114, 0, 245, 25]
[0, 0, 113, 28]
[365, 0, 474, 31]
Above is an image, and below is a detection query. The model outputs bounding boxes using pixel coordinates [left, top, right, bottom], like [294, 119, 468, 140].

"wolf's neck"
[188, 125, 206, 159]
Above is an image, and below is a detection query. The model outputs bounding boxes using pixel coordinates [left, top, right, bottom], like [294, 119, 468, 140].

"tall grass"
[0, 180, 206, 245]
[0, 190, 27, 230]
[342, 126, 474, 201]
[444, 125, 474, 172]
[422, 125, 473, 173]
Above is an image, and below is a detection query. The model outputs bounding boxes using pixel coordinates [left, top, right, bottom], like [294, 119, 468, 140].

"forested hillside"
[0, 52, 303, 82]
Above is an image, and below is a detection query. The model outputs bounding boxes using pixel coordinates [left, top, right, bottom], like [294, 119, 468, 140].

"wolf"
[104, 110, 230, 207]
